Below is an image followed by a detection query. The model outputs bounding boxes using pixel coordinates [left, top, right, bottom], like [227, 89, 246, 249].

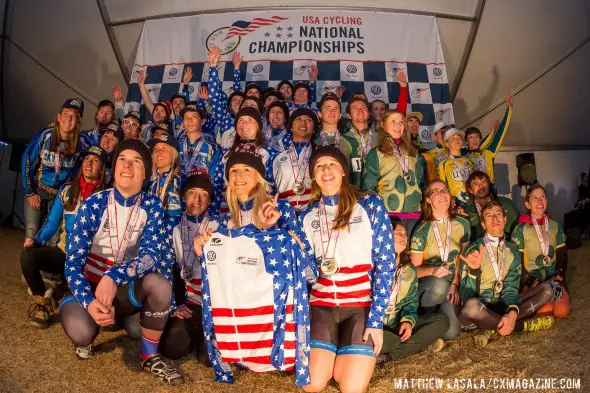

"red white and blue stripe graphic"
[224, 16, 289, 40]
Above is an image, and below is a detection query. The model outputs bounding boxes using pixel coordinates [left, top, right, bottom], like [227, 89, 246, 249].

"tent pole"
[459, 35, 590, 129]
[0, 0, 11, 141]
[451, 0, 486, 102]
[108, 6, 476, 27]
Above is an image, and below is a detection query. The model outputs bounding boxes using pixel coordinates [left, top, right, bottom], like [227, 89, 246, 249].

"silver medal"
[182, 266, 194, 281]
[293, 181, 306, 196]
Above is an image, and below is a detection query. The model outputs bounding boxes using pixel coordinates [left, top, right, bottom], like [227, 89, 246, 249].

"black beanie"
[235, 107, 263, 133]
[112, 138, 153, 182]
[181, 168, 214, 201]
[309, 145, 349, 177]
[289, 107, 319, 131]
[265, 100, 289, 124]
[225, 144, 265, 181]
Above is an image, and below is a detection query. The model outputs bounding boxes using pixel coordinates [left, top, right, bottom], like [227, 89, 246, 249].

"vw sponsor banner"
[127, 10, 453, 147]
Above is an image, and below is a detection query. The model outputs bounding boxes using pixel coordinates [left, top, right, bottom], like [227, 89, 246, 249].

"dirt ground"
[0, 227, 588, 393]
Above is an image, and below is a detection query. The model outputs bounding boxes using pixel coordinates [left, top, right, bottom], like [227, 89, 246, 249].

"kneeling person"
[458, 201, 554, 347]
[59, 139, 183, 384]
[159, 169, 220, 365]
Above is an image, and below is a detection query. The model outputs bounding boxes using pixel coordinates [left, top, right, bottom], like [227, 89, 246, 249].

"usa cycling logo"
[370, 86, 382, 96]
[436, 108, 451, 120]
[169, 67, 178, 77]
[294, 64, 313, 76]
[411, 88, 429, 99]
[253, 64, 264, 74]
[346, 65, 358, 74]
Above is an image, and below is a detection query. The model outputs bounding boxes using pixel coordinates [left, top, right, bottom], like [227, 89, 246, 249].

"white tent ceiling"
[1, 0, 589, 147]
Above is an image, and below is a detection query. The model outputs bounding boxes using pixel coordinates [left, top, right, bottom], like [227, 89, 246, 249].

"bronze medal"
[403, 172, 411, 182]
[495, 280, 503, 294]
[542, 255, 551, 266]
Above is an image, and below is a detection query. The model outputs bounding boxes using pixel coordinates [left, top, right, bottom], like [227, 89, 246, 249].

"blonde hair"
[378, 110, 416, 157]
[153, 148, 181, 209]
[49, 108, 82, 156]
[226, 171, 272, 229]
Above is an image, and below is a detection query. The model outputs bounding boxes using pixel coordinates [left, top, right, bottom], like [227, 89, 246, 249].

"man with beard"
[462, 171, 519, 241]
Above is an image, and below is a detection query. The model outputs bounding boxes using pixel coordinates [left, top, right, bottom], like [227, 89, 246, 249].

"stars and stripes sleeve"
[364, 194, 396, 329]
[208, 66, 233, 133]
[291, 239, 311, 386]
[209, 149, 227, 216]
[104, 196, 167, 286]
[65, 194, 103, 309]
[21, 128, 46, 196]
[34, 186, 67, 245]
[309, 81, 317, 106]
[277, 200, 318, 283]
[233, 69, 242, 93]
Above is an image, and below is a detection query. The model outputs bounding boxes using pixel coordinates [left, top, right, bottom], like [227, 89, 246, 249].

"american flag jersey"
[200, 226, 311, 385]
[165, 213, 220, 306]
[272, 142, 313, 213]
[208, 67, 242, 149]
[300, 193, 396, 329]
[209, 146, 279, 215]
[64, 188, 173, 309]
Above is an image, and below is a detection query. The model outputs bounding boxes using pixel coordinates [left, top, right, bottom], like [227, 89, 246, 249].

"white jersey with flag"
[300, 193, 396, 329]
[200, 227, 311, 386]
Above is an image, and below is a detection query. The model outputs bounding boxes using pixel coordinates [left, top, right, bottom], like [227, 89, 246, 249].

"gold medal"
[293, 181, 306, 196]
[320, 258, 338, 276]
[542, 255, 551, 266]
[403, 172, 411, 182]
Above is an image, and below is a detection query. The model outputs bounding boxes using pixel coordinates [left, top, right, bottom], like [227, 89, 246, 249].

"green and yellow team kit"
[410, 216, 471, 281]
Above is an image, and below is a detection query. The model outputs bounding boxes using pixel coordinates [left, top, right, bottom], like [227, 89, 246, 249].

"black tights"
[459, 282, 553, 331]
[61, 273, 171, 347]
[20, 246, 66, 296]
[159, 303, 208, 365]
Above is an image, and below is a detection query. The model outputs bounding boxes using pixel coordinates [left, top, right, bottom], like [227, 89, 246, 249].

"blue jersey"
[149, 170, 183, 227]
[64, 188, 172, 310]
[177, 133, 218, 175]
[34, 183, 95, 251]
[201, 227, 311, 386]
[21, 127, 82, 196]
[208, 67, 240, 148]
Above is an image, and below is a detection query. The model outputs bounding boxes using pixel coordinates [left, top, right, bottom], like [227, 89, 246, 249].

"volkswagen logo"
[253, 64, 264, 73]
[421, 129, 432, 140]
[188, 85, 195, 94]
[169, 67, 178, 77]
[346, 65, 357, 74]
[207, 251, 217, 261]
[433, 67, 442, 77]
[370, 86, 382, 95]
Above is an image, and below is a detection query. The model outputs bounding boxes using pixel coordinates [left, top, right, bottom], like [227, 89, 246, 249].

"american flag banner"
[127, 10, 455, 149]
[224, 16, 289, 40]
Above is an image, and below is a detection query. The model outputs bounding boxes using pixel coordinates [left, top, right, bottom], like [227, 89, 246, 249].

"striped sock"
[140, 334, 160, 361]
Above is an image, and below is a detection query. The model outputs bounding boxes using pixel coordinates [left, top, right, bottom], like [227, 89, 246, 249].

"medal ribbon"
[287, 142, 311, 190]
[181, 212, 209, 273]
[157, 171, 174, 202]
[431, 219, 452, 264]
[357, 126, 373, 160]
[107, 190, 142, 263]
[483, 236, 506, 285]
[391, 144, 409, 177]
[532, 215, 550, 256]
[183, 137, 205, 171]
[318, 199, 340, 261]
[320, 130, 341, 148]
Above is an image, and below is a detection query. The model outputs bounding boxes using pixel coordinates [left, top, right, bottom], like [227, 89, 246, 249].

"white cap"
[433, 122, 446, 134]
[443, 127, 465, 142]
